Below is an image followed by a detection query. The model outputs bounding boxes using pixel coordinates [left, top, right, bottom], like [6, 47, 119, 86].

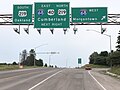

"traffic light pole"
[87, 29, 112, 52]
[87, 29, 112, 68]
[103, 34, 112, 52]
[104, 34, 112, 68]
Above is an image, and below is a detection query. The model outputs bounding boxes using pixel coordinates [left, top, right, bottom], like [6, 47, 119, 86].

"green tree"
[21, 49, 35, 66]
[44, 63, 48, 67]
[89, 52, 98, 64]
[99, 51, 108, 57]
[94, 56, 107, 65]
[0, 63, 7, 65]
[107, 51, 120, 66]
[26, 55, 34, 66]
[89, 51, 108, 65]
[116, 30, 120, 51]
[21, 49, 27, 63]
[36, 59, 43, 66]
[55, 65, 57, 68]
[12, 61, 18, 65]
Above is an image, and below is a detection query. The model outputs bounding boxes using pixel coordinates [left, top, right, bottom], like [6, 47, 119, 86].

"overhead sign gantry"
[0, 2, 120, 34]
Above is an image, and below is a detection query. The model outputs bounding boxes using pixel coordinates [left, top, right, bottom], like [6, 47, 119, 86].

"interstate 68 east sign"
[34, 2, 70, 28]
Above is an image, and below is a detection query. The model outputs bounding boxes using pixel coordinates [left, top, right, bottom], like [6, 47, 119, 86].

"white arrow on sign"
[101, 16, 106, 20]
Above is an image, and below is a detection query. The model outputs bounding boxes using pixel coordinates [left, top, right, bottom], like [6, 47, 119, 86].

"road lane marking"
[0, 69, 61, 90]
[88, 71, 107, 90]
[28, 70, 63, 90]
[0, 68, 58, 82]
[0, 70, 51, 81]
[0, 71, 41, 81]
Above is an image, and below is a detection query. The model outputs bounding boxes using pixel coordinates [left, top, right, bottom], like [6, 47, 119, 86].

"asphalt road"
[0, 68, 120, 90]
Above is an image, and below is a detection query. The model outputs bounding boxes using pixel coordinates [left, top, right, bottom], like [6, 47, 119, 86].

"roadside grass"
[108, 67, 120, 75]
[23, 66, 42, 69]
[81, 64, 109, 68]
[81, 64, 120, 77]
[0, 65, 19, 71]
[0, 65, 42, 71]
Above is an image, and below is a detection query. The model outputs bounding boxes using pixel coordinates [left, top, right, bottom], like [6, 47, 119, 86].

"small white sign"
[18, 11, 27, 17]
[48, 9, 55, 16]
[58, 9, 66, 15]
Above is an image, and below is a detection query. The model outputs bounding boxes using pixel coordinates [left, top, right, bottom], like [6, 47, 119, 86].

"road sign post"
[13, 4, 32, 24]
[34, 2, 70, 28]
[72, 7, 108, 23]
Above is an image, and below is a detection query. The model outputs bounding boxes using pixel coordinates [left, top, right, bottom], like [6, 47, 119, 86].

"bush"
[109, 66, 120, 75]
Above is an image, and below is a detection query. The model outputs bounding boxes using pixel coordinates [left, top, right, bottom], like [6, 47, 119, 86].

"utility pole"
[86, 29, 112, 68]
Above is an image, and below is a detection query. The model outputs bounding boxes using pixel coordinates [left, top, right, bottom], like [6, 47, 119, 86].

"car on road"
[85, 66, 92, 70]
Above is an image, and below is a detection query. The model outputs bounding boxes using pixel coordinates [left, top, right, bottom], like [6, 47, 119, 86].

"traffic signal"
[24, 25, 29, 34]
[50, 28, 54, 34]
[73, 27, 77, 34]
[101, 28, 106, 34]
[13, 28, 20, 34]
[37, 28, 41, 34]
[63, 28, 67, 34]
[24, 28, 29, 34]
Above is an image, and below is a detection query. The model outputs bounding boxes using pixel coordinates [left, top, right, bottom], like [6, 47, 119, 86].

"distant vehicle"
[85, 66, 92, 70]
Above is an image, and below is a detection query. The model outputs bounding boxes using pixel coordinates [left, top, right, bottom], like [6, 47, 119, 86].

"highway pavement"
[0, 68, 120, 90]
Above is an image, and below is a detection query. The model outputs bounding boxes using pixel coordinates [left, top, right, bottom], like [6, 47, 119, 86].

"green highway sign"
[78, 58, 81, 64]
[34, 2, 70, 28]
[72, 7, 108, 23]
[13, 4, 32, 24]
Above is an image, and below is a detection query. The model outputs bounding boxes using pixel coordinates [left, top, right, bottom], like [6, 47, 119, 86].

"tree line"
[0, 49, 57, 68]
[20, 49, 44, 66]
[0, 62, 18, 65]
[89, 30, 120, 67]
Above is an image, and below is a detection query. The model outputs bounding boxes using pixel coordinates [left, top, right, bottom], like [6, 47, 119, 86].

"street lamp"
[34, 44, 48, 66]
[86, 29, 112, 52]
[86, 29, 112, 68]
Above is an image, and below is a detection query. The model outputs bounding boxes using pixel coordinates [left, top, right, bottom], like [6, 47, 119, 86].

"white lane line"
[28, 70, 62, 90]
[0, 70, 59, 90]
[88, 71, 107, 90]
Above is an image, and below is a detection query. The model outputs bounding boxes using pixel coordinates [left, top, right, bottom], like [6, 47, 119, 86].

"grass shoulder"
[0, 65, 19, 71]
[0, 65, 43, 71]
[108, 66, 120, 75]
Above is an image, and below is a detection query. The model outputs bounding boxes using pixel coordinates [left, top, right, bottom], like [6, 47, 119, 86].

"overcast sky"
[0, 0, 120, 67]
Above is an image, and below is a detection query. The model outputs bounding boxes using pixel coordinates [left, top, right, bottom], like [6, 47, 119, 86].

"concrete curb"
[106, 71, 120, 78]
